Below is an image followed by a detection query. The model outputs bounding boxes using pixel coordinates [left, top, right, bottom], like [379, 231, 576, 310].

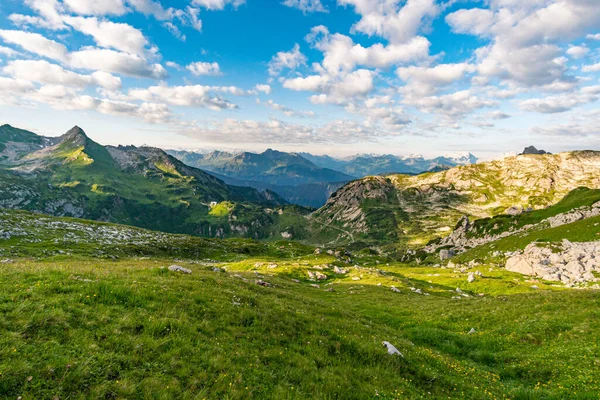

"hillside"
[0, 125, 306, 240]
[1, 208, 599, 399]
[313, 151, 600, 249]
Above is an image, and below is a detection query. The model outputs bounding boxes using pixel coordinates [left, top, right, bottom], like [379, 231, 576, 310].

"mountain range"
[313, 150, 600, 249]
[0, 124, 301, 239]
[3, 123, 599, 253]
[167, 149, 479, 207]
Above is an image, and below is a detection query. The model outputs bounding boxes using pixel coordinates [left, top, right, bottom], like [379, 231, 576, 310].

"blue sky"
[0, 0, 599, 158]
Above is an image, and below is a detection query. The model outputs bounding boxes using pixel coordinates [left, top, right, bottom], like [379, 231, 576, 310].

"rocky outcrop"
[520, 146, 551, 155]
[546, 201, 600, 228]
[505, 240, 599, 284]
[427, 201, 600, 254]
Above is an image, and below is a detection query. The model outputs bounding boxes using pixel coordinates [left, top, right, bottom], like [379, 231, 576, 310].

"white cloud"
[447, 1, 600, 89]
[0, 46, 19, 57]
[10, 0, 67, 30]
[263, 99, 315, 117]
[307, 26, 431, 76]
[519, 87, 600, 113]
[186, 62, 222, 76]
[64, 17, 150, 56]
[191, 0, 245, 10]
[486, 111, 511, 120]
[0, 29, 68, 62]
[254, 84, 271, 94]
[0, 77, 35, 93]
[69, 48, 167, 79]
[582, 63, 600, 73]
[566, 45, 589, 59]
[587, 33, 600, 40]
[289, 69, 376, 105]
[268, 44, 307, 76]
[163, 22, 186, 41]
[128, 83, 242, 110]
[405, 90, 496, 119]
[63, 0, 127, 16]
[283, 74, 330, 92]
[282, 0, 327, 14]
[165, 61, 182, 69]
[445, 8, 495, 37]
[338, 0, 439, 44]
[397, 63, 475, 97]
[2, 60, 122, 90]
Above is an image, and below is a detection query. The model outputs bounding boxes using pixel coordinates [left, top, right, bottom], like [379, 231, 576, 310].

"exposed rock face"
[505, 240, 599, 284]
[546, 202, 600, 227]
[439, 249, 456, 260]
[520, 146, 551, 155]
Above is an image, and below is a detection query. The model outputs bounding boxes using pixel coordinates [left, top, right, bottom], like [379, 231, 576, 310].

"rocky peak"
[60, 126, 89, 146]
[520, 146, 551, 155]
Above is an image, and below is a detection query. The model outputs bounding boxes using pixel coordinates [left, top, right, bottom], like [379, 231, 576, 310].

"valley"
[1, 124, 600, 399]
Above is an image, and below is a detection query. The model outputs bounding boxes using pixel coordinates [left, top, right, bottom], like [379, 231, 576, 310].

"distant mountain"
[0, 125, 300, 239]
[297, 152, 349, 171]
[207, 170, 347, 208]
[299, 152, 479, 176]
[167, 149, 355, 186]
[168, 149, 479, 208]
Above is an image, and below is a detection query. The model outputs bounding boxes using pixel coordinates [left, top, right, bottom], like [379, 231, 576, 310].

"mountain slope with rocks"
[313, 151, 600, 249]
[0, 125, 306, 239]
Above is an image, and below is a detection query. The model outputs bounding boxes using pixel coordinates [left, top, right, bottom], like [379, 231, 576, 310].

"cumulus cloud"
[254, 84, 271, 94]
[338, 0, 439, 44]
[0, 29, 69, 62]
[446, 1, 600, 89]
[262, 99, 315, 117]
[566, 45, 589, 59]
[127, 83, 245, 110]
[64, 16, 151, 56]
[285, 69, 376, 105]
[405, 90, 496, 120]
[2, 60, 122, 90]
[397, 63, 475, 97]
[69, 48, 167, 79]
[282, 0, 327, 14]
[63, 0, 127, 16]
[306, 25, 430, 76]
[268, 44, 307, 76]
[191, 0, 245, 10]
[0, 46, 19, 57]
[186, 62, 222, 76]
[582, 63, 600, 73]
[519, 87, 600, 113]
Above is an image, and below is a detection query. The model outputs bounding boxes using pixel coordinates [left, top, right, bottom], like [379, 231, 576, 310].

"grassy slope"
[1, 210, 600, 399]
[453, 215, 600, 265]
[467, 187, 600, 238]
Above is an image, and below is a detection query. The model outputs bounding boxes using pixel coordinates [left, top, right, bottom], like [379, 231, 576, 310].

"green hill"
[0, 126, 304, 239]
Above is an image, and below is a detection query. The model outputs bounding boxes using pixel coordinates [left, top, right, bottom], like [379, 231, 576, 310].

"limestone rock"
[168, 265, 192, 274]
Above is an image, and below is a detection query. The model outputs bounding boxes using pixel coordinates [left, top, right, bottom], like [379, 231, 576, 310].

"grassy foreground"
[1, 255, 599, 399]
